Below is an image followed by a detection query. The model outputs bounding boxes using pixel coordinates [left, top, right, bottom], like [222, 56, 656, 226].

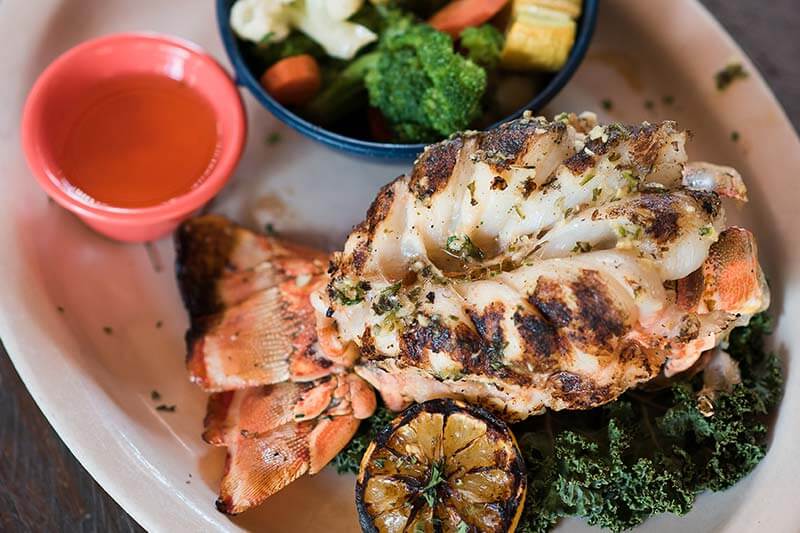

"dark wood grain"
[0, 2, 797, 531]
[0, 346, 143, 533]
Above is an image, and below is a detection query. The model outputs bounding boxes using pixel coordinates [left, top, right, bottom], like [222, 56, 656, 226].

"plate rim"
[1, 0, 799, 531]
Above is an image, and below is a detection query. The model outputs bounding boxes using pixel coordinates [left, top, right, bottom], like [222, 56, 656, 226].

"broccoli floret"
[460, 24, 505, 69]
[365, 22, 487, 142]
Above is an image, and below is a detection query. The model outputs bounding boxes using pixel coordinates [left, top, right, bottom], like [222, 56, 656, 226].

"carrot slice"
[260, 54, 322, 107]
[428, 0, 509, 38]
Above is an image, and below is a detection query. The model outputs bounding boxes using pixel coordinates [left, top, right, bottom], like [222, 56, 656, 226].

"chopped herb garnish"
[371, 283, 402, 315]
[448, 370, 465, 381]
[150, 390, 161, 401]
[644, 99, 655, 110]
[554, 112, 570, 124]
[601, 99, 613, 111]
[572, 241, 592, 253]
[731, 131, 740, 142]
[487, 335, 508, 371]
[699, 225, 714, 237]
[415, 264, 448, 285]
[408, 286, 422, 302]
[615, 224, 642, 240]
[156, 404, 176, 412]
[621, 169, 639, 192]
[264, 223, 278, 236]
[456, 522, 470, 533]
[477, 149, 515, 166]
[445, 234, 485, 261]
[489, 357, 505, 371]
[607, 122, 630, 139]
[421, 462, 445, 507]
[580, 172, 596, 186]
[715, 62, 748, 91]
[662, 95, 675, 105]
[332, 278, 369, 305]
[592, 187, 602, 202]
[266, 131, 282, 145]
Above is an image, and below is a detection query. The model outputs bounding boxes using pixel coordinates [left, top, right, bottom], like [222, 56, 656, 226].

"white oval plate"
[1, 0, 798, 531]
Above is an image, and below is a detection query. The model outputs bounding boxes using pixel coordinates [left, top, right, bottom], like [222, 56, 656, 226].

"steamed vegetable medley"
[230, 0, 582, 143]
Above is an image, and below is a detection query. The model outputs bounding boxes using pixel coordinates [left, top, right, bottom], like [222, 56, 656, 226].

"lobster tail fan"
[205, 379, 370, 514]
[175, 216, 332, 391]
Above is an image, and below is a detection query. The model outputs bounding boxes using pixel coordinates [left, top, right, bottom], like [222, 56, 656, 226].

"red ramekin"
[21, 32, 246, 242]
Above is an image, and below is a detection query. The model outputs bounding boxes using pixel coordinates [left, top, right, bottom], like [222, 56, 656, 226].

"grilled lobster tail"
[175, 113, 769, 514]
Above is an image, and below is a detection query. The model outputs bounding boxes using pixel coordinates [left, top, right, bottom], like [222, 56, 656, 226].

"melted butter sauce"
[57, 74, 219, 208]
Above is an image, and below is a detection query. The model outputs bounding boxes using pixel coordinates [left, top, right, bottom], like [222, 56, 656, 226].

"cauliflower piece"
[294, 0, 376, 60]
[325, 0, 364, 21]
[230, 0, 294, 43]
[230, 0, 377, 60]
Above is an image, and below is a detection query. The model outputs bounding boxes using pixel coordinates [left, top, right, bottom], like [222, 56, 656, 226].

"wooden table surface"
[1, 2, 798, 531]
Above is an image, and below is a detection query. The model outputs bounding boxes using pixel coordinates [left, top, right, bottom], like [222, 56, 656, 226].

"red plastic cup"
[21, 32, 246, 242]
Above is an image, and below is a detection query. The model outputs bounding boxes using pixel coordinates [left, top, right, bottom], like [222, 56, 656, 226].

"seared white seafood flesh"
[322, 113, 767, 419]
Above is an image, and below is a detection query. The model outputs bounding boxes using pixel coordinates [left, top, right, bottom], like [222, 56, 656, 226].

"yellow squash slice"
[356, 400, 527, 533]
[500, 0, 579, 72]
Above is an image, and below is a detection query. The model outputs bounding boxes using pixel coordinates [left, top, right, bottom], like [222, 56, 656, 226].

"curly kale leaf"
[331, 405, 396, 474]
[518, 403, 695, 533]
[728, 313, 782, 413]
[517, 313, 783, 532]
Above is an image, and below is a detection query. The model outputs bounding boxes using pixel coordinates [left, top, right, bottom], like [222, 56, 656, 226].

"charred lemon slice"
[356, 400, 527, 533]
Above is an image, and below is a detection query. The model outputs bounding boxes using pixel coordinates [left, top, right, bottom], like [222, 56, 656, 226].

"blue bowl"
[216, 0, 599, 160]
